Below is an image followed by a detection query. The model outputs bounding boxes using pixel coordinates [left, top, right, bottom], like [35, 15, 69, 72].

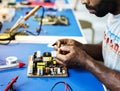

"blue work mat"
[0, 43, 104, 91]
[1, 8, 82, 37]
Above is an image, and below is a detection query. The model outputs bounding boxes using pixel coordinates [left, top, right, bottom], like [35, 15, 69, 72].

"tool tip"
[18, 62, 25, 68]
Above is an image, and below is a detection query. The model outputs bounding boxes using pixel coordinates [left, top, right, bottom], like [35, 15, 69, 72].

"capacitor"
[33, 51, 41, 58]
[62, 67, 66, 74]
[50, 67, 54, 75]
[28, 56, 34, 74]
[53, 67, 57, 75]
[27, 61, 33, 74]
[62, 69, 66, 74]
[43, 52, 51, 57]
[33, 61, 37, 75]
[57, 67, 61, 74]
[36, 51, 41, 58]
[45, 67, 50, 75]
[43, 52, 52, 61]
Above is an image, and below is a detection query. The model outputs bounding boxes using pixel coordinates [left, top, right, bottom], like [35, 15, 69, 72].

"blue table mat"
[0, 43, 104, 91]
[1, 8, 82, 37]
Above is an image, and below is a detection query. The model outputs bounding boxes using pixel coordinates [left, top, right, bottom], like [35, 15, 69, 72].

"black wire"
[22, 30, 36, 35]
[22, 6, 45, 35]
[37, 6, 45, 35]
[0, 32, 22, 45]
[0, 40, 11, 45]
[50, 81, 73, 91]
[0, 6, 45, 45]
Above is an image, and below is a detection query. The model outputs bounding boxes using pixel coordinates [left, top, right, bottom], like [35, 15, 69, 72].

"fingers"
[56, 46, 73, 62]
[55, 58, 66, 66]
[53, 39, 63, 50]
[53, 39, 73, 50]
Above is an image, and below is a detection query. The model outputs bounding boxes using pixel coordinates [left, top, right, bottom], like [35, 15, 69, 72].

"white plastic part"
[6, 56, 18, 65]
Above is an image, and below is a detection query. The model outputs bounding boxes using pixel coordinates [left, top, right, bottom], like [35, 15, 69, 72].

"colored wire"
[50, 81, 73, 91]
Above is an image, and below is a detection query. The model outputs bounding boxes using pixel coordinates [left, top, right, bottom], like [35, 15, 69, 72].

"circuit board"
[33, 15, 69, 25]
[27, 51, 68, 77]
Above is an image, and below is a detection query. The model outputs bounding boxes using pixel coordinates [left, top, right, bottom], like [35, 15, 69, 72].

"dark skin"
[54, 0, 120, 91]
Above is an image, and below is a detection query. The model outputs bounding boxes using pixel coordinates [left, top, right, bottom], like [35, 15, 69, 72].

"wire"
[50, 81, 73, 91]
[22, 30, 36, 35]
[0, 32, 23, 45]
[0, 6, 45, 45]
[22, 6, 45, 35]
[37, 6, 45, 35]
[0, 33, 16, 45]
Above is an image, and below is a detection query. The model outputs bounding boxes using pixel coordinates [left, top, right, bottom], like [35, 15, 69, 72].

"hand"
[56, 45, 89, 68]
[54, 39, 83, 51]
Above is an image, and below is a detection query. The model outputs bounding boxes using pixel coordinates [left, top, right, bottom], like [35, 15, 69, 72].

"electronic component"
[27, 51, 68, 77]
[33, 15, 69, 25]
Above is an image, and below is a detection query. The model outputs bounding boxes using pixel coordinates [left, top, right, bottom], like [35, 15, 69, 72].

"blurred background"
[70, 0, 108, 44]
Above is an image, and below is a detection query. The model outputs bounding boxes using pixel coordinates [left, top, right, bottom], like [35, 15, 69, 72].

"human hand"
[56, 45, 89, 68]
[53, 39, 83, 51]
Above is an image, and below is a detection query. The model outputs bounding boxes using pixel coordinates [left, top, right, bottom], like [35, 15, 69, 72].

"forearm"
[82, 42, 103, 61]
[85, 56, 120, 91]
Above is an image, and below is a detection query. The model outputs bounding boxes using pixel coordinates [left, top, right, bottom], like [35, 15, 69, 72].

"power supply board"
[27, 51, 68, 77]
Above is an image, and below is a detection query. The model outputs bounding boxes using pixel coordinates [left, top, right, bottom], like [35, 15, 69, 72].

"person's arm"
[54, 39, 103, 61]
[82, 42, 103, 61]
[55, 41, 120, 91]
[84, 56, 120, 91]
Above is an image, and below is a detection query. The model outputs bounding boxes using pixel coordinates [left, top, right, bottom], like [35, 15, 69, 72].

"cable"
[0, 34, 15, 45]
[0, 32, 23, 45]
[50, 81, 73, 91]
[36, 6, 45, 35]
[0, 6, 45, 45]
[21, 6, 45, 35]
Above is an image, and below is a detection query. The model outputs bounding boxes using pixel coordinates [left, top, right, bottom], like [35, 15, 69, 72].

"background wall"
[70, 0, 108, 44]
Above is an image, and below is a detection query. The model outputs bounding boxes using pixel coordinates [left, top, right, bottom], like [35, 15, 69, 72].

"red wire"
[64, 82, 70, 91]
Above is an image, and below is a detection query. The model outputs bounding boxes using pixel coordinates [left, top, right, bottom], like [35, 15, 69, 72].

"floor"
[72, 1, 108, 44]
